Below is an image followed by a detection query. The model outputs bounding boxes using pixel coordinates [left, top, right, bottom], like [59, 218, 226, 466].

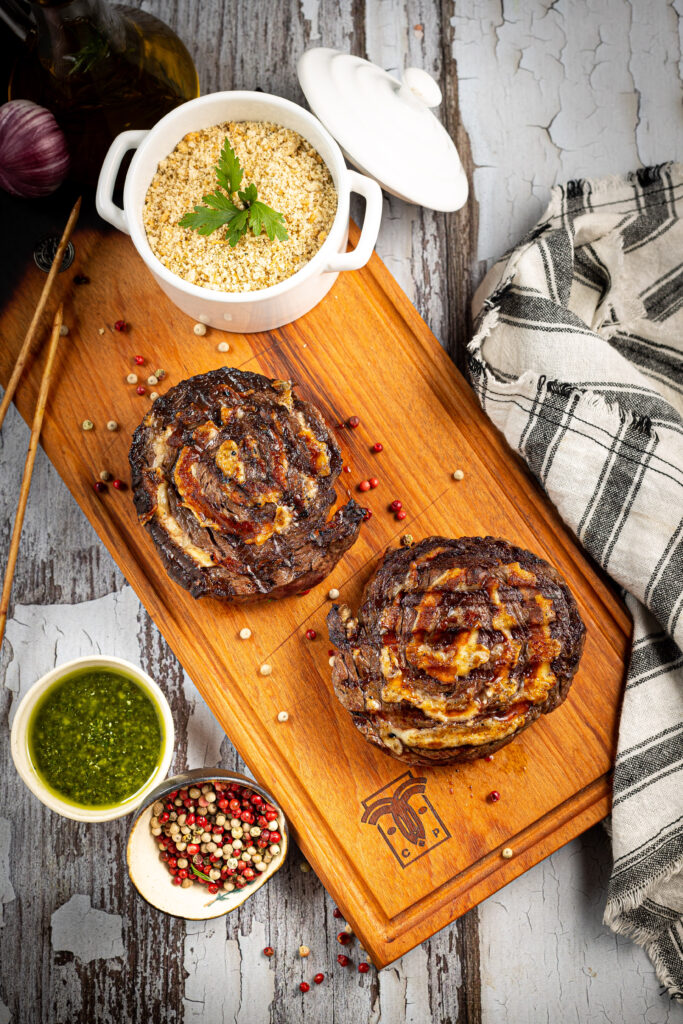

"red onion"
[0, 100, 70, 198]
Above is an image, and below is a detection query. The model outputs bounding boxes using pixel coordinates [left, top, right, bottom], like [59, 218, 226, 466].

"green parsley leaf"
[225, 207, 251, 247]
[238, 183, 258, 206]
[178, 191, 242, 238]
[248, 201, 288, 242]
[179, 134, 288, 246]
[215, 136, 243, 195]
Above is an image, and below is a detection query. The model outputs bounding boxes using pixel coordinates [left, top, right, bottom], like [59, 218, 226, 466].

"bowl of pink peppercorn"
[126, 768, 288, 919]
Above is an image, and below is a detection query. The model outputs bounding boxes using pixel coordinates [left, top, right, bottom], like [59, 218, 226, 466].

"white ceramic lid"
[297, 48, 468, 212]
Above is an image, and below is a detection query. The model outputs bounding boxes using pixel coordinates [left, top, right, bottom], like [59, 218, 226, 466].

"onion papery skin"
[0, 100, 70, 198]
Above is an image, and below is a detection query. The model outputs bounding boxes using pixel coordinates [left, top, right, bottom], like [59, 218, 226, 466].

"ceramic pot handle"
[96, 130, 148, 235]
[323, 171, 383, 273]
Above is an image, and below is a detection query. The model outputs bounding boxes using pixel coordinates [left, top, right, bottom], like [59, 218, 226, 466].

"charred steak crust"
[129, 367, 364, 601]
[327, 536, 586, 765]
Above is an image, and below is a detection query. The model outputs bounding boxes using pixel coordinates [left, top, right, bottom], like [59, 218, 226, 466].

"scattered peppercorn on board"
[0, 215, 630, 967]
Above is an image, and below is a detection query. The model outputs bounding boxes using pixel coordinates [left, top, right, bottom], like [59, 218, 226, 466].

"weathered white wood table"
[2, 2, 682, 1021]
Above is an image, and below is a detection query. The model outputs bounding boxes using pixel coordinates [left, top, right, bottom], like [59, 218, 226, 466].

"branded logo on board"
[360, 771, 451, 867]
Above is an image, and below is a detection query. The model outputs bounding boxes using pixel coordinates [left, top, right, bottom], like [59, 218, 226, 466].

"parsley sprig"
[178, 137, 288, 247]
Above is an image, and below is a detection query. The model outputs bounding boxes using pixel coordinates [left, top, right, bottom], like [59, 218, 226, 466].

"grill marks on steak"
[327, 536, 586, 765]
[129, 367, 364, 601]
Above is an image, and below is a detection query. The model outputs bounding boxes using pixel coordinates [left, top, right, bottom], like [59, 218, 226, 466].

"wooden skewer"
[0, 196, 80, 433]
[0, 305, 64, 647]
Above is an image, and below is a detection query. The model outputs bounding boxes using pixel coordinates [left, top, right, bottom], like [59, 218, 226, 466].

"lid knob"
[399, 68, 442, 109]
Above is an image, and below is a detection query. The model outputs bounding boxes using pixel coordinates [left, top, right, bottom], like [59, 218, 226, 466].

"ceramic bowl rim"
[126, 768, 289, 919]
[9, 655, 175, 822]
[123, 90, 352, 304]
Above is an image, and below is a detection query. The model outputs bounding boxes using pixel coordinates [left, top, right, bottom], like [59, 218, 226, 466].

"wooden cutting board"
[0, 215, 630, 967]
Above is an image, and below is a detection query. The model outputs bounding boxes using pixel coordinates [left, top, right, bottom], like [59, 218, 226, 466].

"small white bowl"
[96, 90, 383, 333]
[10, 655, 174, 822]
[126, 769, 288, 919]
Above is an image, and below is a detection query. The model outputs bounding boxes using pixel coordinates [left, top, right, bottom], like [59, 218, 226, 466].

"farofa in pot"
[143, 121, 338, 293]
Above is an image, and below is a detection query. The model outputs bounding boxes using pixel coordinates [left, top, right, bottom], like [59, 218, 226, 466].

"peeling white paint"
[183, 672, 226, 768]
[478, 835, 674, 1023]
[365, 0, 406, 75]
[451, 0, 683, 268]
[371, 945, 432, 1023]
[3, 586, 142, 727]
[183, 918, 274, 1024]
[0, 820, 15, 928]
[236, 921, 274, 1024]
[402, 945, 431, 1024]
[183, 918, 242, 1024]
[51, 895, 124, 963]
[300, 0, 320, 41]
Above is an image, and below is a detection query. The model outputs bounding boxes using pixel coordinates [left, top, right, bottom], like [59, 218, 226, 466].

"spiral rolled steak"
[130, 367, 364, 601]
[327, 536, 586, 764]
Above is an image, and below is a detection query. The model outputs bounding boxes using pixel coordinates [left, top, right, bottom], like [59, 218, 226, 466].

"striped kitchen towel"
[468, 164, 683, 1002]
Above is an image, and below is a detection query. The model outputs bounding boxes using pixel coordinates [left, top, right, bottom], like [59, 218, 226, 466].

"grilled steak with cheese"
[327, 536, 585, 764]
[130, 367, 364, 601]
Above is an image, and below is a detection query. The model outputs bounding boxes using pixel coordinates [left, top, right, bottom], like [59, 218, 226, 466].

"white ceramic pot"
[10, 656, 175, 822]
[96, 91, 383, 333]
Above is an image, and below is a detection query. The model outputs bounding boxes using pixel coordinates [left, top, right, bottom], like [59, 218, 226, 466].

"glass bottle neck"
[30, 0, 126, 74]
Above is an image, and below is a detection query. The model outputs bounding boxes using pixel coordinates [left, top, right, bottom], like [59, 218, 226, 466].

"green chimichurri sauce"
[28, 668, 163, 808]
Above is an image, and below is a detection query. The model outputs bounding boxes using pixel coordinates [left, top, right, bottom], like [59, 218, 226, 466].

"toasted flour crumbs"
[143, 121, 338, 292]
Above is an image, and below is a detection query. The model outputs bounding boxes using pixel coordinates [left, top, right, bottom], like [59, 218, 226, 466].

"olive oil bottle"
[8, 0, 199, 184]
